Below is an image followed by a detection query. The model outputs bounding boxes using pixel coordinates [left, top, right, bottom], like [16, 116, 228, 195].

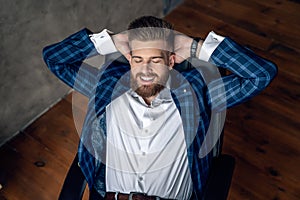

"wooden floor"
[1, 0, 300, 199]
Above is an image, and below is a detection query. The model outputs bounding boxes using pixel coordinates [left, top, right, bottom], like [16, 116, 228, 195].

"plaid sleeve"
[207, 37, 278, 111]
[42, 28, 99, 97]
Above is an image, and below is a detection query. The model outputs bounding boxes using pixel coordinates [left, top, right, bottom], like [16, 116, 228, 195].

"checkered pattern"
[43, 28, 277, 198]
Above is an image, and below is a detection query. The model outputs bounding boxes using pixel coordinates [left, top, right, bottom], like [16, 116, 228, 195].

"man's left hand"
[174, 34, 202, 63]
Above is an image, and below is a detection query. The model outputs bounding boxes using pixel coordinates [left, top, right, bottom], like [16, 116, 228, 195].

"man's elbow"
[42, 46, 50, 64]
[265, 61, 278, 86]
[42, 45, 56, 72]
[253, 61, 278, 92]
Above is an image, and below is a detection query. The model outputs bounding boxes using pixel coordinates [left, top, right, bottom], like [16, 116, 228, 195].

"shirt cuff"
[199, 31, 225, 62]
[89, 29, 117, 55]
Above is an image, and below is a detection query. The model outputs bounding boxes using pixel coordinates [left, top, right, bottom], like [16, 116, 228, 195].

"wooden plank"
[253, 82, 300, 126]
[226, 99, 300, 152]
[231, 0, 300, 22]
[0, 137, 62, 200]
[64, 91, 88, 134]
[184, 0, 300, 53]
[23, 99, 79, 163]
[256, 48, 300, 83]
[5, 132, 70, 185]
[225, 152, 300, 200]
[64, 91, 88, 113]
[223, 101, 300, 199]
[165, 6, 223, 37]
[165, 5, 274, 51]
[224, 119, 300, 179]
[224, 133, 300, 200]
[241, 0, 300, 19]
[0, 101, 84, 200]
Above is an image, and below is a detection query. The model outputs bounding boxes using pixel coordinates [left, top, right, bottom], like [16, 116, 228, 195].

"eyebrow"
[131, 56, 164, 59]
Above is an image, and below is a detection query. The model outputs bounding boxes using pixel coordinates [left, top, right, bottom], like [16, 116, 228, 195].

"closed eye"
[151, 58, 163, 64]
[133, 57, 143, 63]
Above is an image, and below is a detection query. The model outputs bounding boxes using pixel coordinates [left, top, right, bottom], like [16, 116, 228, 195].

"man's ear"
[169, 53, 175, 70]
[123, 53, 131, 62]
[128, 54, 132, 64]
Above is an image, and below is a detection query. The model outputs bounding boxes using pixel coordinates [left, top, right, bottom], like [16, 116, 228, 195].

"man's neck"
[143, 95, 158, 106]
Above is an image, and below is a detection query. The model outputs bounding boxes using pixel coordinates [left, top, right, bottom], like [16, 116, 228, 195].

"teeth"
[140, 76, 154, 81]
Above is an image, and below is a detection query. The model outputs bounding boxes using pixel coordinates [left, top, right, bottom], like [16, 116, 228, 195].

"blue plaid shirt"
[43, 28, 277, 198]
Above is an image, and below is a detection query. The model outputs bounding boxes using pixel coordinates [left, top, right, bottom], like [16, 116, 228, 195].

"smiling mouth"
[140, 75, 155, 82]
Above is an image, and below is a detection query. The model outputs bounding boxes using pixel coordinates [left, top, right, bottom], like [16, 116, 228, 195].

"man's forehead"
[131, 49, 165, 59]
[130, 39, 170, 51]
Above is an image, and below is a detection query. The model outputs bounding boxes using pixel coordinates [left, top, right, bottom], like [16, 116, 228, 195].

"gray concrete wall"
[0, 0, 166, 145]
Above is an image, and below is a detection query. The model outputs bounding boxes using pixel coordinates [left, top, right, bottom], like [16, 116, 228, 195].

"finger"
[174, 54, 184, 64]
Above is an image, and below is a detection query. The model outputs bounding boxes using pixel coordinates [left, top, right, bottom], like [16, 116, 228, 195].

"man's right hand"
[112, 33, 130, 61]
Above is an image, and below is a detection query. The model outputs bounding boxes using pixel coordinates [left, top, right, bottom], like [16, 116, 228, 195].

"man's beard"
[130, 72, 168, 98]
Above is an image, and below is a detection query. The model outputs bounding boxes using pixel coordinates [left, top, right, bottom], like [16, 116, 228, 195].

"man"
[43, 16, 277, 199]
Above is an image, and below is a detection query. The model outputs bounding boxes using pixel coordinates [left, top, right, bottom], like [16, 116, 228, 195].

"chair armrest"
[59, 154, 87, 200]
[202, 154, 235, 200]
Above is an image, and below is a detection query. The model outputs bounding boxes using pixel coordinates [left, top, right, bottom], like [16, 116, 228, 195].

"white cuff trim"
[89, 29, 117, 55]
[199, 31, 225, 62]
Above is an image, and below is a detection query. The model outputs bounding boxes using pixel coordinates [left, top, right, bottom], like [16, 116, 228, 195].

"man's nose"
[140, 61, 153, 72]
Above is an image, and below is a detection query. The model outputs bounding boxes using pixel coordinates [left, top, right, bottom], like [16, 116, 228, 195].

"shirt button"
[138, 176, 143, 181]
